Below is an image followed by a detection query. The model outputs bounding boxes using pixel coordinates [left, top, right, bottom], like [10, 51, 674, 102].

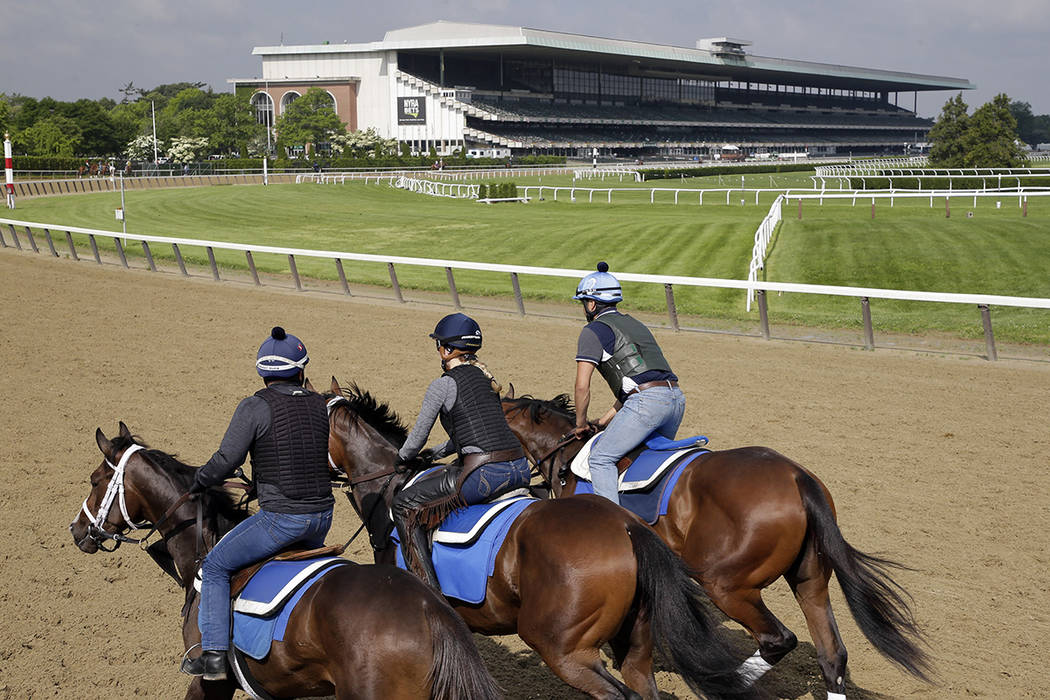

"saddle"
[228, 544, 346, 598]
[569, 432, 709, 489]
[568, 432, 710, 524]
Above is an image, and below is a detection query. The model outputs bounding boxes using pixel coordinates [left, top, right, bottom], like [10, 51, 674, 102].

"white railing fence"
[573, 168, 642, 182]
[746, 195, 785, 311]
[3, 217, 1048, 361]
[393, 176, 479, 199]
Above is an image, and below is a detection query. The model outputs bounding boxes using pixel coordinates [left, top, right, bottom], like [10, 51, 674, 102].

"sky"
[2, 0, 1048, 117]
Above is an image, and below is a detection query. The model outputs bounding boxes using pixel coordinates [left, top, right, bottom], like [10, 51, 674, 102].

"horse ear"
[505, 383, 515, 400]
[96, 428, 114, 458]
[304, 377, 316, 392]
[118, 421, 132, 440]
[330, 376, 340, 395]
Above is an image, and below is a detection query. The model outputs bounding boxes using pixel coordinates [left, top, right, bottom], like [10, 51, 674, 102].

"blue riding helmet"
[429, 313, 483, 351]
[573, 262, 623, 303]
[256, 327, 309, 378]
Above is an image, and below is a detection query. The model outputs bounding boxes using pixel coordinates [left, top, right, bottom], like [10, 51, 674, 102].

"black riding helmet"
[429, 313, 483, 351]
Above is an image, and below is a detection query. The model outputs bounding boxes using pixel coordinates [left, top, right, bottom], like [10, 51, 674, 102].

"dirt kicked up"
[1, 247, 1047, 699]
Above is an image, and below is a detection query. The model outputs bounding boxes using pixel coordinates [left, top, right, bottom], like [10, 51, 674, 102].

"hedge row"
[639, 162, 833, 180]
[847, 176, 1050, 190]
[477, 182, 519, 199]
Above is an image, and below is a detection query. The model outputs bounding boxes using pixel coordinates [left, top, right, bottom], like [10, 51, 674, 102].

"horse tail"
[796, 470, 933, 681]
[629, 522, 752, 698]
[424, 595, 502, 700]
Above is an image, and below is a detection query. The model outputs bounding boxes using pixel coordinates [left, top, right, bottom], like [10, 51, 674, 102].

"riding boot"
[391, 466, 460, 591]
[181, 649, 228, 681]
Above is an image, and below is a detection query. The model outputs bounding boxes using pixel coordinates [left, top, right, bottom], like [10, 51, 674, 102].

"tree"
[61, 99, 121, 155]
[18, 115, 82, 156]
[119, 82, 140, 104]
[1008, 100, 1035, 146]
[0, 98, 9, 136]
[167, 136, 209, 164]
[126, 134, 160, 161]
[206, 93, 262, 155]
[961, 94, 1026, 168]
[274, 88, 346, 156]
[928, 94, 969, 167]
[330, 127, 397, 158]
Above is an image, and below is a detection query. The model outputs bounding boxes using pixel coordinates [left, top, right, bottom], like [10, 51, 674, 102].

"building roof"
[252, 21, 974, 93]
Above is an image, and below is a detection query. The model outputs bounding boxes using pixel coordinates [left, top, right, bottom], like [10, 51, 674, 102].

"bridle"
[78, 444, 154, 551]
[526, 429, 589, 494]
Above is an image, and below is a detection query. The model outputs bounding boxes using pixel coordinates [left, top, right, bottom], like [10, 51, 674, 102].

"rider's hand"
[572, 425, 591, 439]
[189, 478, 206, 495]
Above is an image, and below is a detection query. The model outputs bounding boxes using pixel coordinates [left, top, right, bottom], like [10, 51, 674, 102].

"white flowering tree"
[167, 136, 210, 164]
[126, 134, 160, 161]
[330, 127, 397, 158]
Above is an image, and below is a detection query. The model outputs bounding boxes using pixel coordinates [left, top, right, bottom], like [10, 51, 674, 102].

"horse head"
[501, 392, 583, 498]
[70, 422, 156, 554]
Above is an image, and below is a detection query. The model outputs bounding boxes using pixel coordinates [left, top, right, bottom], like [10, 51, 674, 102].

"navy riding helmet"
[256, 327, 309, 378]
[429, 313, 483, 351]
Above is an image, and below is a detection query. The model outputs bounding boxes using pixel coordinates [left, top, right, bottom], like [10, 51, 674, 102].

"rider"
[572, 262, 685, 505]
[183, 327, 334, 681]
[392, 313, 529, 590]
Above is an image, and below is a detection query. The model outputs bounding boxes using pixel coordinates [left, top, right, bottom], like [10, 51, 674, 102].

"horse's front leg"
[184, 677, 237, 700]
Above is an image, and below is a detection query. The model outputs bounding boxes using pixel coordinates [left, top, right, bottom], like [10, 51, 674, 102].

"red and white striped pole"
[4, 132, 14, 209]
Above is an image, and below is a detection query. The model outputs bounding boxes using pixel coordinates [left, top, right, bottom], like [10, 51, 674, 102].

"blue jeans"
[460, 456, 532, 503]
[589, 386, 686, 505]
[198, 508, 332, 651]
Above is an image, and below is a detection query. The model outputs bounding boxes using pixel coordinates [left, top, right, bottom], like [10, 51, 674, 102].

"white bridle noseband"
[81, 443, 151, 535]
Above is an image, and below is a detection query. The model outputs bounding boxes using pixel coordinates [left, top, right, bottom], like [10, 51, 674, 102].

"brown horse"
[502, 391, 932, 698]
[325, 379, 756, 700]
[70, 423, 502, 700]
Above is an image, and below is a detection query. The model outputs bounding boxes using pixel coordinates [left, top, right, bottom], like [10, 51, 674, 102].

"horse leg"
[183, 677, 236, 700]
[705, 586, 798, 685]
[786, 556, 848, 700]
[607, 610, 659, 700]
[518, 620, 639, 700]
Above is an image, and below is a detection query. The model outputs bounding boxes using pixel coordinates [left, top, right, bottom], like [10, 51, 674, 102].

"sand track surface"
[1, 248, 1047, 698]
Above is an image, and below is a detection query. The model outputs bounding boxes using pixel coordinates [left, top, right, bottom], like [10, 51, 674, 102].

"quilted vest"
[250, 387, 331, 503]
[438, 364, 520, 458]
[594, 312, 672, 397]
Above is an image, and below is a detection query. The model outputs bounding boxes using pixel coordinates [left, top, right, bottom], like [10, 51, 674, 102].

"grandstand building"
[229, 21, 974, 158]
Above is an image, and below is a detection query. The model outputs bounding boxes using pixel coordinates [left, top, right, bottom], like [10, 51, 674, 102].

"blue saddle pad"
[231, 557, 347, 660]
[394, 497, 536, 603]
[574, 449, 708, 524]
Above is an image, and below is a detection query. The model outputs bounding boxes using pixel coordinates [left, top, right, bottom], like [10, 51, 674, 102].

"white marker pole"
[4, 132, 14, 209]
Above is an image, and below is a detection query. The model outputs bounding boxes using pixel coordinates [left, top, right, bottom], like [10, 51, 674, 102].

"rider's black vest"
[250, 386, 331, 502]
[439, 364, 520, 458]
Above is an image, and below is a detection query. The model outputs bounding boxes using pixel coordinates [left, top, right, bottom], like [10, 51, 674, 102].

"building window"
[280, 91, 301, 115]
[251, 92, 274, 126]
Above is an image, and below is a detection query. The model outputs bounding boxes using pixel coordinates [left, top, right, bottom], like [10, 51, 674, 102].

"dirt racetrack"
[2, 247, 1047, 699]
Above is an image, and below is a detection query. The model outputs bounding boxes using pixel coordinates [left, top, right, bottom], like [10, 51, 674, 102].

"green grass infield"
[14, 180, 1050, 344]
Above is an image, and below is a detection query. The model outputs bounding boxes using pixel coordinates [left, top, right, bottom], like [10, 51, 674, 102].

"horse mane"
[332, 382, 410, 446]
[110, 433, 248, 533]
[503, 393, 576, 423]
[331, 382, 435, 470]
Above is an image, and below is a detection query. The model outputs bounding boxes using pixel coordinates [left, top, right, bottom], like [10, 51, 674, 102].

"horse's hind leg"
[786, 550, 847, 699]
[705, 585, 798, 684]
[608, 609, 659, 700]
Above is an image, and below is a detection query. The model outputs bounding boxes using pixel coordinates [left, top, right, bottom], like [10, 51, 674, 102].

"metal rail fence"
[3, 216, 1047, 361]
